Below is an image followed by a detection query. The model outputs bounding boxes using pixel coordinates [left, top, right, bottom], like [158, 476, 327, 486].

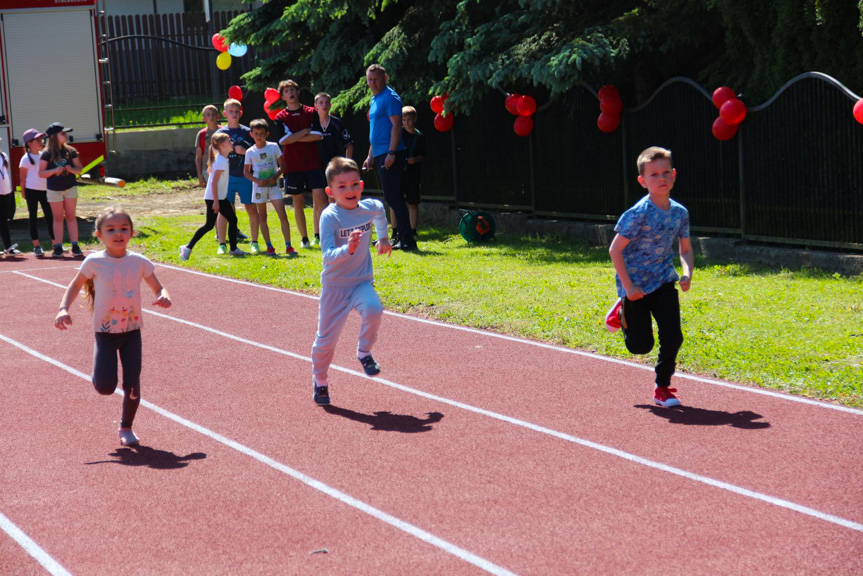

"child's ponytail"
[83, 278, 96, 313]
[208, 132, 229, 174]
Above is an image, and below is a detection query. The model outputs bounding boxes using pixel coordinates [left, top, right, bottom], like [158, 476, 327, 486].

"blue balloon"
[228, 43, 248, 57]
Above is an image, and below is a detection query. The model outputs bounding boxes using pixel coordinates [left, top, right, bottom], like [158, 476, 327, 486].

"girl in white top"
[18, 129, 54, 256]
[179, 132, 247, 260]
[55, 207, 172, 447]
[0, 136, 17, 255]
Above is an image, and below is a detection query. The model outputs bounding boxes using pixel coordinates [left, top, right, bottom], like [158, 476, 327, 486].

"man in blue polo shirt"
[361, 64, 417, 251]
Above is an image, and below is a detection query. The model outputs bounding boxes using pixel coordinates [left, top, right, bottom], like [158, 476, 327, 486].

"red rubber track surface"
[1, 256, 861, 575]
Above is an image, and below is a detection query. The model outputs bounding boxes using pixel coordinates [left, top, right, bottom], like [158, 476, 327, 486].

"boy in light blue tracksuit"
[311, 157, 393, 405]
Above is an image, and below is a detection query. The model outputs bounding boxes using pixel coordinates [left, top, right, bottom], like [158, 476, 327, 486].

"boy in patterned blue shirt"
[608, 146, 694, 407]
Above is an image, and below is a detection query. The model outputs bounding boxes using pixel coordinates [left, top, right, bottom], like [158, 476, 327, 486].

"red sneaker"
[604, 299, 623, 332]
[654, 386, 681, 407]
[286, 246, 299, 258]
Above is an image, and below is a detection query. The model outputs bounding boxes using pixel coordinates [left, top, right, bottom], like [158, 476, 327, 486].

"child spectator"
[394, 105, 425, 241]
[0, 137, 17, 255]
[19, 129, 53, 256]
[311, 91, 354, 205]
[311, 157, 392, 406]
[216, 99, 257, 253]
[195, 105, 221, 187]
[607, 146, 694, 407]
[243, 119, 297, 257]
[54, 207, 172, 446]
[179, 133, 248, 260]
[274, 80, 324, 248]
[38, 122, 83, 258]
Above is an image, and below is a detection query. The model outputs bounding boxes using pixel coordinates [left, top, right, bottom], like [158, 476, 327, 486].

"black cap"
[45, 122, 73, 137]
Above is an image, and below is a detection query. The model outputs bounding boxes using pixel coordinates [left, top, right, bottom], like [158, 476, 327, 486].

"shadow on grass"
[85, 445, 207, 469]
[323, 405, 444, 433]
[634, 404, 771, 429]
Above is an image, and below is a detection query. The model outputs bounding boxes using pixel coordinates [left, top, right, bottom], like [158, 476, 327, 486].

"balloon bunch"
[211, 33, 248, 71]
[711, 86, 747, 141]
[505, 94, 536, 137]
[597, 86, 623, 133]
[430, 94, 454, 132]
[263, 87, 282, 120]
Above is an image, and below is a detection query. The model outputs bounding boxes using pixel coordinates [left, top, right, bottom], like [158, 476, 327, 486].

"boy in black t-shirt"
[312, 92, 354, 210]
[395, 106, 425, 240]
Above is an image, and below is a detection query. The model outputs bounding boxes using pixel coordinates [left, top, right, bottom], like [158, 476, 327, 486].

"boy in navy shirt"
[607, 146, 694, 407]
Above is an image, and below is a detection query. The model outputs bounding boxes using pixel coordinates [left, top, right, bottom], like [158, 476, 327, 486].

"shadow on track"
[323, 405, 444, 433]
[85, 445, 207, 469]
[634, 404, 771, 429]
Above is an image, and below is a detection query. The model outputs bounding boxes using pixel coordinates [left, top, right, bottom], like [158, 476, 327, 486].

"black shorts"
[402, 170, 421, 204]
[284, 170, 325, 194]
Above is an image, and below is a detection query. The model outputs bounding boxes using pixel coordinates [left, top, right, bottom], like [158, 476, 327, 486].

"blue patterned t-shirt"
[614, 195, 690, 297]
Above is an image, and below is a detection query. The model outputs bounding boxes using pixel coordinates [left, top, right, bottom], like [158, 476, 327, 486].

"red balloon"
[228, 85, 243, 101]
[514, 115, 533, 137]
[264, 87, 280, 104]
[597, 85, 619, 101]
[434, 112, 454, 132]
[597, 112, 620, 133]
[516, 95, 536, 116]
[719, 98, 747, 125]
[505, 93, 521, 115]
[211, 33, 228, 53]
[712, 86, 737, 110]
[599, 96, 623, 115]
[853, 99, 863, 124]
[264, 100, 281, 120]
[712, 117, 738, 141]
[430, 95, 446, 114]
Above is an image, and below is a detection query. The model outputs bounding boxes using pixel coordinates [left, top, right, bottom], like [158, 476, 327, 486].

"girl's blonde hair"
[45, 132, 77, 166]
[83, 207, 135, 313]
[208, 132, 230, 174]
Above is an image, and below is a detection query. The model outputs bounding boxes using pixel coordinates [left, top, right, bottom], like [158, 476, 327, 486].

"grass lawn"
[20, 179, 863, 408]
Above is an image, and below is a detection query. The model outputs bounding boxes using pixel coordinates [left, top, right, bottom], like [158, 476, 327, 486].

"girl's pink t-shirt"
[79, 251, 155, 333]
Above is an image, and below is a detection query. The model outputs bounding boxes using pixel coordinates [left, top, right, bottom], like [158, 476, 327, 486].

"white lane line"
[11, 271, 863, 534]
[0, 510, 73, 576]
[0, 333, 516, 576]
[152, 264, 863, 416]
[1, 264, 80, 274]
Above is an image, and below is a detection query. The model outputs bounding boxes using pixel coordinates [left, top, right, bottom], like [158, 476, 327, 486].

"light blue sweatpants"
[312, 281, 384, 386]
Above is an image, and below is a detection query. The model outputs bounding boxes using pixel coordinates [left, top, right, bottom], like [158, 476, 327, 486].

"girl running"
[179, 132, 247, 259]
[18, 129, 53, 256]
[38, 123, 83, 257]
[55, 208, 172, 446]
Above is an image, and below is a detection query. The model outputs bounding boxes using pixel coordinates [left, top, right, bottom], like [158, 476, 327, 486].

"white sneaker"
[119, 428, 139, 446]
[179, 245, 191, 261]
[229, 248, 248, 256]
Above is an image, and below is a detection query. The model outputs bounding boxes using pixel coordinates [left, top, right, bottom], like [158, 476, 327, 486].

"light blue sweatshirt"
[319, 199, 389, 287]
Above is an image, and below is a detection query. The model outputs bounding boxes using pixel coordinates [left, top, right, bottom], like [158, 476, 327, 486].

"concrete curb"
[420, 204, 863, 276]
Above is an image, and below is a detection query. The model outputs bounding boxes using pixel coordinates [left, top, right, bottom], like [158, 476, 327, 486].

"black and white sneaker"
[358, 355, 381, 376]
[313, 383, 330, 406]
[71, 244, 83, 257]
[52, 245, 64, 258]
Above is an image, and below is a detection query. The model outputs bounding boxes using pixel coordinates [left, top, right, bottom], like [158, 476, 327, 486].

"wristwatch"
[387, 150, 396, 155]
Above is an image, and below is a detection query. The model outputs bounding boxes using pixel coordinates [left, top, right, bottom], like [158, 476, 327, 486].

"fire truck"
[0, 0, 113, 189]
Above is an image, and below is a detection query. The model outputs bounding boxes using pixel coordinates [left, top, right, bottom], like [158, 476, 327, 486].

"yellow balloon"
[216, 52, 232, 70]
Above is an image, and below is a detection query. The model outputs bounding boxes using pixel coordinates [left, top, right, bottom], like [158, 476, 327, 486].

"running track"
[1, 255, 861, 575]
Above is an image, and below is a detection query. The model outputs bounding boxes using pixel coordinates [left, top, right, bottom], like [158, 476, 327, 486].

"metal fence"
[102, 10, 274, 128]
[392, 73, 862, 251]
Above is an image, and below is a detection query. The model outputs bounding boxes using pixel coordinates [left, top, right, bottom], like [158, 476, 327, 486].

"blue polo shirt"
[369, 86, 406, 158]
